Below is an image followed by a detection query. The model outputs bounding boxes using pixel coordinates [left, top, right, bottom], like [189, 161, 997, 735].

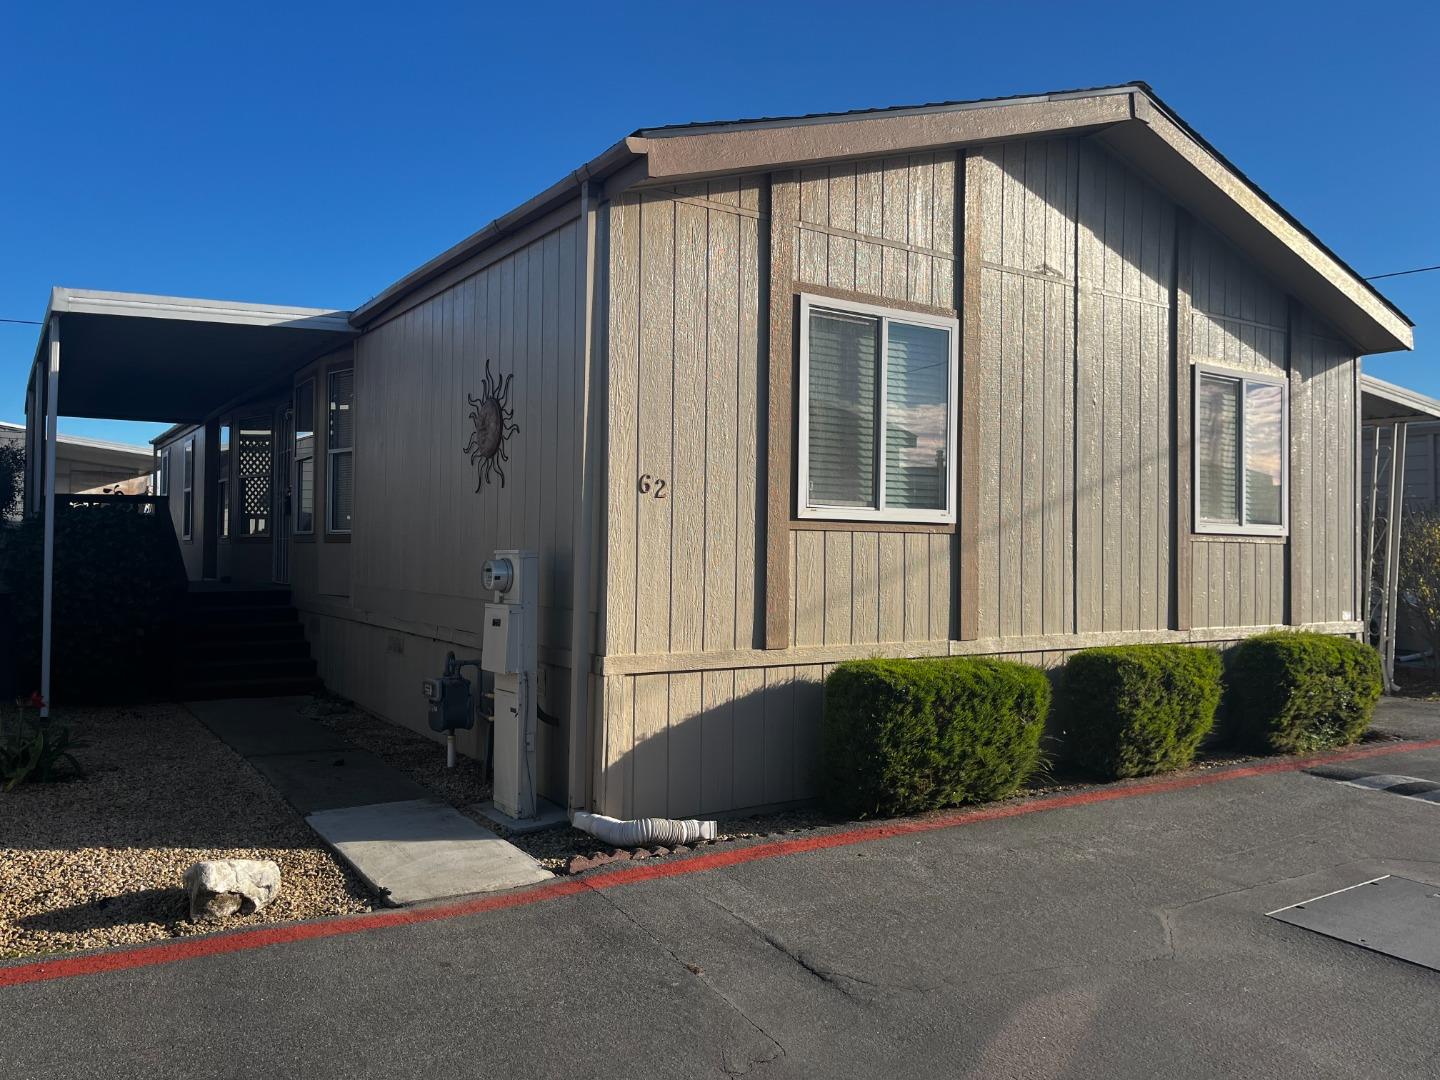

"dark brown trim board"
[764, 171, 797, 650]
[958, 149, 982, 641]
[1173, 211, 1193, 631]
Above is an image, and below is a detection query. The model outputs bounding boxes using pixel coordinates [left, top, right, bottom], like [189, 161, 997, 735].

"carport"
[1360, 374, 1440, 690]
[23, 287, 355, 715]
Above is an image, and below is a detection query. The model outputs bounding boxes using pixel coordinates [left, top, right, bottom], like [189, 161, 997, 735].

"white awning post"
[40, 315, 60, 719]
[1380, 420, 1407, 693]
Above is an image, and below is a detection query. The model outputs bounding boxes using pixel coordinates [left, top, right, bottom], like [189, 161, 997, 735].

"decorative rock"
[183, 859, 282, 922]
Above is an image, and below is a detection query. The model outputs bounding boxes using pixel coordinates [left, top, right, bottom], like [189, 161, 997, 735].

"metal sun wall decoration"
[463, 358, 520, 490]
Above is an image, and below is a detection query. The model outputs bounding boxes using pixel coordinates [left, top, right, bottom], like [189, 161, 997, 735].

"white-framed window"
[181, 438, 194, 541]
[294, 380, 315, 535]
[1193, 364, 1288, 536]
[155, 449, 169, 497]
[327, 368, 353, 534]
[798, 294, 958, 523]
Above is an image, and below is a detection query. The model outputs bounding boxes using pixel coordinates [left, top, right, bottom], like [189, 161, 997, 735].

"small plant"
[1224, 631, 1382, 754]
[819, 656, 1050, 819]
[1, 694, 84, 791]
[1061, 645, 1223, 779]
[1398, 506, 1440, 670]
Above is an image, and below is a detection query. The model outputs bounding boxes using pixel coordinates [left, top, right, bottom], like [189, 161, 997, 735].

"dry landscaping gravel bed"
[0, 703, 374, 960]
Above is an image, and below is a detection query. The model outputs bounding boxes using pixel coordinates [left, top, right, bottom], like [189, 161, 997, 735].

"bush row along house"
[24, 83, 1417, 819]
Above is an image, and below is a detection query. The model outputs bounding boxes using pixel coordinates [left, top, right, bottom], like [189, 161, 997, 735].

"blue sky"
[2, 1, 1436, 445]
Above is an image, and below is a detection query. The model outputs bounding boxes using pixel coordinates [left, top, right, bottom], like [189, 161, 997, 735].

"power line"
[1366, 264, 1440, 282]
[0, 317, 43, 326]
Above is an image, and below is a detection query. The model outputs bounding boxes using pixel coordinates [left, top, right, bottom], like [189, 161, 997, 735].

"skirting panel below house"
[593, 622, 1364, 820]
[298, 609, 572, 806]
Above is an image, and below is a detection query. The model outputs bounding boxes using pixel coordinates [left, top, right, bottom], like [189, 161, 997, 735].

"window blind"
[807, 310, 878, 508]
[1196, 375, 1240, 524]
[884, 322, 949, 510]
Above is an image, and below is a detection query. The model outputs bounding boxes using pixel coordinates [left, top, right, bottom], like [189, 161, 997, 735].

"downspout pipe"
[567, 178, 601, 811]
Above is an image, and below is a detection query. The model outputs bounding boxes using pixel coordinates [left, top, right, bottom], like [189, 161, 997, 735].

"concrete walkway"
[5, 712, 1440, 1079]
[186, 697, 549, 903]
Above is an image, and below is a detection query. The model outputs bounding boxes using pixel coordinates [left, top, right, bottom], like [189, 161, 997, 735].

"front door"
[273, 402, 292, 585]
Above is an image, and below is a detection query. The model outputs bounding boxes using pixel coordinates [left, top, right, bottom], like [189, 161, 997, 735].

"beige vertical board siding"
[704, 197, 740, 652]
[781, 152, 959, 651]
[852, 531, 879, 644]
[823, 531, 853, 645]
[731, 665, 766, 808]
[737, 177, 764, 648]
[1072, 142, 1175, 635]
[700, 668, 736, 814]
[604, 196, 641, 654]
[605, 185, 766, 658]
[878, 533, 905, 641]
[635, 193, 675, 655]
[1291, 313, 1359, 622]
[342, 214, 585, 803]
[666, 671, 703, 817]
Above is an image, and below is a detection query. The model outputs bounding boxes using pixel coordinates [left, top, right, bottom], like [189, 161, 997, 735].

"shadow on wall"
[600, 671, 824, 821]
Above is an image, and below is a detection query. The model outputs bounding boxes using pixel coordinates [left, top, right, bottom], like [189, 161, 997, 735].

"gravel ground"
[0, 703, 375, 960]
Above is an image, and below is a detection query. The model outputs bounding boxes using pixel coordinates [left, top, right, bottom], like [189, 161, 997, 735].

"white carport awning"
[23, 287, 356, 717]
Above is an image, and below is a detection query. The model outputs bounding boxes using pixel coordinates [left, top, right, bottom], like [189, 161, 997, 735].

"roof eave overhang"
[1361, 375, 1440, 423]
[622, 86, 1411, 358]
[1097, 96, 1412, 356]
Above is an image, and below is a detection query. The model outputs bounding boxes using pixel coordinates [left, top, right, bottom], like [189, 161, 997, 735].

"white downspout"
[40, 314, 60, 719]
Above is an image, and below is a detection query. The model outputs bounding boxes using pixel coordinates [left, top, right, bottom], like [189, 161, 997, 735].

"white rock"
[183, 859, 282, 922]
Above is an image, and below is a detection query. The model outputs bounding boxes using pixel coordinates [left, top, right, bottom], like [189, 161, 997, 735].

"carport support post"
[1380, 420, 1407, 693]
[39, 315, 60, 719]
[201, 417, 219, 579]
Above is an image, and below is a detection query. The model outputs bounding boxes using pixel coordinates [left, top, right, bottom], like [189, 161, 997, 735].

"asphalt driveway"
[4, 713, 1440, 1079]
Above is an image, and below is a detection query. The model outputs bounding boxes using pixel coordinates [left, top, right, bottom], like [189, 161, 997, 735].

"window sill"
[1191, 530, 1287, 544]
[792, 519, 955, 535]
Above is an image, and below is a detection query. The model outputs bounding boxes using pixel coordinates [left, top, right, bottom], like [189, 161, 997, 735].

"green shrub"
[1224, 631, 1382, 754]
[1060, 645, 1222, 779]
[819, 656, 1050, 819]
[0, 504, 186, 703]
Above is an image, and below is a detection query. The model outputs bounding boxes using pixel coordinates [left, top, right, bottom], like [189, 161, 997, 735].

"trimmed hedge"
[1224, 631, 1382, 754]
[1061, 645, 1223, 779]
[819, 656, 1050, 819]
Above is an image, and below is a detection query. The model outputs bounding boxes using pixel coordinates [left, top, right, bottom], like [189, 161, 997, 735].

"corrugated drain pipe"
[571, 812, 717, 848]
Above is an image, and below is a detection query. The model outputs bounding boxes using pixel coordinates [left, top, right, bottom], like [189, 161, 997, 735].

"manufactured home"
[23, 83, 1416, 820]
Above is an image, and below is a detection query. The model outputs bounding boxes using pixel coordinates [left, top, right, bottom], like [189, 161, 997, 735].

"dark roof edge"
[349, 138, 636, 327]
[1133, 82, 1412, 331]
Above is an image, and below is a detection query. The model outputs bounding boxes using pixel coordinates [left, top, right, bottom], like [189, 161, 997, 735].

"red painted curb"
[4, 734, 1439, 989]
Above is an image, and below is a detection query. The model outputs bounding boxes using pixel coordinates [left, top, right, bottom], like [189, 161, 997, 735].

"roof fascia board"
[350, 137, 635, 327]
[1361, 374, 1440, 421]
[625, 92, 1136, 185]
[1100, 99, 1412, 354]
[52, 288, 355, 333]
[635, 85, 1138, 140]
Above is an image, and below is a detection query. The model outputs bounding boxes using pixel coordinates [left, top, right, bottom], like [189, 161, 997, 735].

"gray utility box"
[423, 671, 475, 733]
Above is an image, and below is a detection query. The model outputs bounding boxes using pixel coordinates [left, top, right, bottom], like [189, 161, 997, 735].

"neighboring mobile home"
[0, 420, 151, 502]
[26, 83, 1416, 820]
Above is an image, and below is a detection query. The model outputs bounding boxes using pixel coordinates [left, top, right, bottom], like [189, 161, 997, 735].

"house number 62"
[638, 474, 668, 499]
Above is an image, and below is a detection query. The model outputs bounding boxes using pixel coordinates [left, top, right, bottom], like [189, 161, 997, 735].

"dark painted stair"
[179, 587, 321, 699]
